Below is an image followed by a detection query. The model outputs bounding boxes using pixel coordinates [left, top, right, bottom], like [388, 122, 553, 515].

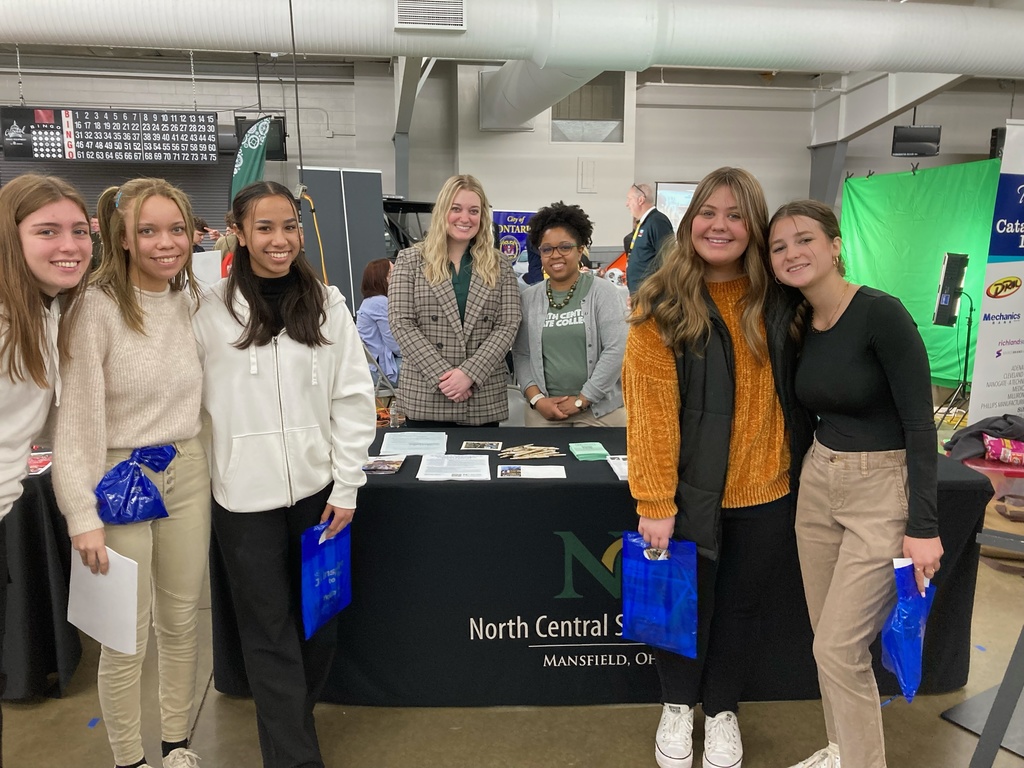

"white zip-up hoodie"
[192, 279, 376, 513]
[0, 300, 60, 519]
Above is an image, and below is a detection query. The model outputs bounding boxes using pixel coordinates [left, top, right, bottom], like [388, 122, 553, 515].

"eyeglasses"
[631, 184, 645, 199]
[539, 242, 580, 257]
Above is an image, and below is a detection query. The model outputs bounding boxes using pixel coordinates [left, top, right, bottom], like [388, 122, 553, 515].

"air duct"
[4, 0, 1024, 78]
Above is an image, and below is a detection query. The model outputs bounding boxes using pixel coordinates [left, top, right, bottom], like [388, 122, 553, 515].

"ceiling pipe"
[4, 0, 1024, 77]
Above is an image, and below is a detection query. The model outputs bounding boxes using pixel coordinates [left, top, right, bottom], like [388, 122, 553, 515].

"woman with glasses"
[389, 174, 521, 427]
[513, 201, 628, 426]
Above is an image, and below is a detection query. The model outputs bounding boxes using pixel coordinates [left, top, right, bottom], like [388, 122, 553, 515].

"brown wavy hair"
[0, 174, 90, 386]
[631, 167, 771, 362]
[92, 178, 200, 333]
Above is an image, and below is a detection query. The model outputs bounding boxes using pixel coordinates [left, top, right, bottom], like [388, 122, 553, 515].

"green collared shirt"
[450, 249, 473, 323]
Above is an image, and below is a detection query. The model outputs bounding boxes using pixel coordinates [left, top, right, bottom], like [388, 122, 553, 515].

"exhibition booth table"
[1, 472, 81, 701]
[210, 427, 992, 708]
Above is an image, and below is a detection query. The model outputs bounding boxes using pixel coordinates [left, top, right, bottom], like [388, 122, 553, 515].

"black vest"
[672, 285, 813, 560]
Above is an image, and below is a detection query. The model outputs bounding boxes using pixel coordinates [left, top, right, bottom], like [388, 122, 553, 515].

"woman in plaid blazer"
[389, 174, 521, 427]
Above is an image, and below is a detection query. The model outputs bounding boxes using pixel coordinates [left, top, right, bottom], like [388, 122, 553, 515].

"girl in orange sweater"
[623, 167, 813, 768]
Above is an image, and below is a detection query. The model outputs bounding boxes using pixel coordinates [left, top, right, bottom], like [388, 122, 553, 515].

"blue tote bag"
[621, 532, 698, 658]
[300, 520, 353, 640]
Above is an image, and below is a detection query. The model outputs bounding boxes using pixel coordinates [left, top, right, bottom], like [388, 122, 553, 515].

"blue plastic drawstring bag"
[621, 532, 698, 658]
[881, 560, 937, 703]
[94, 445, 177, 525]
[300, 520, 352, 640]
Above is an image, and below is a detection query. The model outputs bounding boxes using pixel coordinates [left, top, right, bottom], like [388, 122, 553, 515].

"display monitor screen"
[892, 125, 941, 157]
[655, 182, 698, 234]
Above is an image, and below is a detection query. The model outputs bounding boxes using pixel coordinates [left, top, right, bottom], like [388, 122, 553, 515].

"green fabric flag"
[230, 116, 272, 205]
[841, 159, 1000, 387]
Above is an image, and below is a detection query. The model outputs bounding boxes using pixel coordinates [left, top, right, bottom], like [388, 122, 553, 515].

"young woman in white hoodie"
[53, 178, 209, 768]
[192, 180, 375, 768]
[0, 174, 90, 766]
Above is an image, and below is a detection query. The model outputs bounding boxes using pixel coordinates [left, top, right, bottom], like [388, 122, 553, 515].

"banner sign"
[230, 116, 272, 205]
[0, 105, 218, 163]
[970, 119, 1024, 422]
[493, 209, 534, 264]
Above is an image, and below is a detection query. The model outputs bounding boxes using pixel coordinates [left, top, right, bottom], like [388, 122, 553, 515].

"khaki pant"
[523, 404, 627, 427]
[97, 437, 211, 766]
[796, 437, 908, 768]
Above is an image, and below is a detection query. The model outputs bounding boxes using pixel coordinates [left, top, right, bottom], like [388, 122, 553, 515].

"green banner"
[230, 116, 272, 205]
[841, 159, 1001, 387]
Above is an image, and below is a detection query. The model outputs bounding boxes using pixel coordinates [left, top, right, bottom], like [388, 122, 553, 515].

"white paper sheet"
[68, 547, 139, 655]
[380, 431, 448, 456]
[497, 465, 567, 479]
[606, 455, 628, 481]
[416, 454, 490, 481]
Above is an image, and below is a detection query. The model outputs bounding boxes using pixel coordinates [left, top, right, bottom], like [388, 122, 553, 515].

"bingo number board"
[1, 106, 218, 164]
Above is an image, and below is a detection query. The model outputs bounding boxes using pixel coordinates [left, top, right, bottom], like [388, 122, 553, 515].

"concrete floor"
[6, 411, 1024, 767]
[3, 547, 1022, 767]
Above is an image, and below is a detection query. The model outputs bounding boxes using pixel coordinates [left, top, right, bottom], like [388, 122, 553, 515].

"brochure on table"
[380, 431, 447, 456]
[417, 454, 491, 481]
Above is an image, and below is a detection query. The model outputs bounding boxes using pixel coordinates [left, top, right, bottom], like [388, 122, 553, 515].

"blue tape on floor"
[975, 644, 987, 651]
[88, 718, 100, 728]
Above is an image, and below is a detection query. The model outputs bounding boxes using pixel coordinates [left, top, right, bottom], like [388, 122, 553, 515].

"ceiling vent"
[394, 0, 466, 31]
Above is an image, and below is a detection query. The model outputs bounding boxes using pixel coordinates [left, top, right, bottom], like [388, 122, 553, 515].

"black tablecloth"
[1, 472, 81, 700]
[211, 427, 991, 707]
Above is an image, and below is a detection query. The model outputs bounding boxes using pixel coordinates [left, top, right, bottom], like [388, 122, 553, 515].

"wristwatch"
[529, 393, 544, 409]
[574, 397, 588, 410]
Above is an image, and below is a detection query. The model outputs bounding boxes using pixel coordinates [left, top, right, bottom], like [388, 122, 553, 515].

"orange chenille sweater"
[623, 276, 790, 519]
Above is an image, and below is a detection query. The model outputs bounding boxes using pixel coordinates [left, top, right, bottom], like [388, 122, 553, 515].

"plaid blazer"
[388, 246, 522, 424]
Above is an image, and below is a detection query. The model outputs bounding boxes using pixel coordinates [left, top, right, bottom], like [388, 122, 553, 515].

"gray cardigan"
[512, 274, 628, 418]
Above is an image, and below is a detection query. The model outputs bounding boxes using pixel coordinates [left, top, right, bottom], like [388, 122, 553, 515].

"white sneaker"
[163, 747, 201, 768]
[655, 703, 694, 768]
[787, 742, 841, 768]
[702, 711, 742, 768]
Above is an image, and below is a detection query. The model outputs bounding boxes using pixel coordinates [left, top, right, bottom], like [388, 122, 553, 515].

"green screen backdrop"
[841, 158, 1000, 387]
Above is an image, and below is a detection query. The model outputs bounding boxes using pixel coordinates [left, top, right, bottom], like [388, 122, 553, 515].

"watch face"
[575, 398, 584, 409]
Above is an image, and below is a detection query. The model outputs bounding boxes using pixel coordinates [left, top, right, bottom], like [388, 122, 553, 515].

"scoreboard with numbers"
[0, 106, 219, 164]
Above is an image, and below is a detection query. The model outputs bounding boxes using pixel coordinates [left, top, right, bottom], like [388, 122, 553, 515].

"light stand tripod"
[936, 291, 975, 428]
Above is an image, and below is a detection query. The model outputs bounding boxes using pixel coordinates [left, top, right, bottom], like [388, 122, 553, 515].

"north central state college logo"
[987, 276, 1022, 299]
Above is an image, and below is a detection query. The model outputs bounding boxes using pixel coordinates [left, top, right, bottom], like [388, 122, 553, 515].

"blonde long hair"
[631, 167, 771, 362]
[420, 174, 502, 288]
[92, 178, 200, 333]
[0, 174, 90, 387]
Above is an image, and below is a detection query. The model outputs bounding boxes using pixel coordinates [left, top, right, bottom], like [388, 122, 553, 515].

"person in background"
[389, 174, 521, 427]
[625, 182, 674, 295]
[191, 216, 220, 253]
[769, 200, 941, 768]
[53, 178, 209, 768]
[90, 214, 103, 267]
[523, 241, 544, 286]
[0, 174, 91, 768]
[357, 257, 401, 386]
[192, 180, 375, 768]
[624, 167, 813, 768]
[513, 201, 627, 427]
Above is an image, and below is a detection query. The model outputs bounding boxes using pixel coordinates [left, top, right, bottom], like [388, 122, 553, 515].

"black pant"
[655, 494, 794, 716]
[212, 484, 337, 768]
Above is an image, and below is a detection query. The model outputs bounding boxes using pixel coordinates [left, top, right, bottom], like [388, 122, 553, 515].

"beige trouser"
[523, 404, 627, 427]
[795, 437, 908, 768]
[97, 437, 211, 766]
